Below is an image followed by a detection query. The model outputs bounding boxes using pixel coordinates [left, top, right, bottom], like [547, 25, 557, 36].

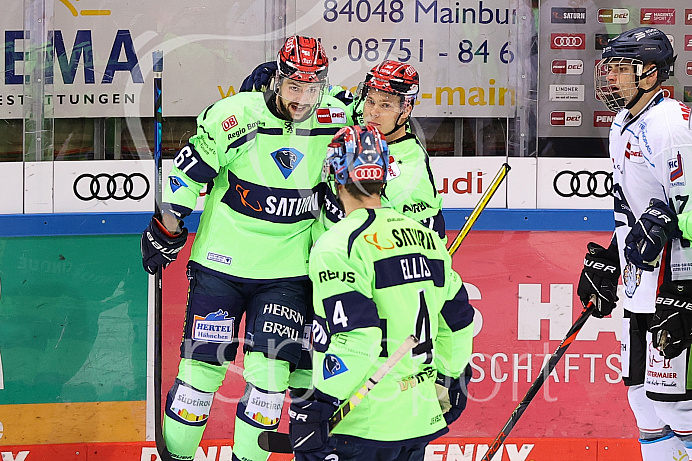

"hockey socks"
[163, 359, 228, 460]
[232, 352, 291, 461]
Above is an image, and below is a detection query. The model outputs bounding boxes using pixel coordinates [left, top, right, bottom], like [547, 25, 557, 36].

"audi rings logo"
[551, 33, 586, 49]
[73, 173, 150, 201]
[553, 170, 613, 198]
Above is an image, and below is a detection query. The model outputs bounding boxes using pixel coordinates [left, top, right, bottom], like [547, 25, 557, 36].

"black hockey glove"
[625, 198, 681, 272]
[650, 281, 692, 359]
[140, 215, 188, 274]
[577, 242, 620, 318]
[435, 364, 472, 426]
[288, 390, 339, 455]
[239, 61, 277, 92]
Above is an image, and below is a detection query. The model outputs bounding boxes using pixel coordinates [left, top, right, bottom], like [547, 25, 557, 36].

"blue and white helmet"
[323, 125, 389, 187]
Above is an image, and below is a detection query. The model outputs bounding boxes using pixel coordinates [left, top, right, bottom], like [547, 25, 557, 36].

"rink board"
[0, 438, 641, 460]
[0, 215, 648, 459]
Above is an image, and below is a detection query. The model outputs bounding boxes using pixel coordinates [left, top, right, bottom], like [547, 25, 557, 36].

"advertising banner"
[3, 157, 616, 214]
[155, 229, 634, 445]
[1, 1, 514, 119]
[538, 0, 692, 139]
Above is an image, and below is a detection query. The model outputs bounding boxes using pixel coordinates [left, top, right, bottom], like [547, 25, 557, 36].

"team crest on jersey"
[623, 262, 642, 298]
[271, 147, 304, 179]
[386, 155, 401, 180]
[669, 152, 685, 185]
[169, 176, 188, 193]
[323, 354, 348, 379]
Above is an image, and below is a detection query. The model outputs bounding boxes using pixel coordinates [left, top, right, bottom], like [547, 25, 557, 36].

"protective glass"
[594, 57, 643, 113]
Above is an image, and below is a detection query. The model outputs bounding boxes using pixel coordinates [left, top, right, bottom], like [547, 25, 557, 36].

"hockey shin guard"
[163, 359, 228, 460]
[232, 352, 291, 461]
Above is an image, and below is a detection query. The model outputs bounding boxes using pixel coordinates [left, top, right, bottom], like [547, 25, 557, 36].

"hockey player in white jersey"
[578, 27, 692, 461]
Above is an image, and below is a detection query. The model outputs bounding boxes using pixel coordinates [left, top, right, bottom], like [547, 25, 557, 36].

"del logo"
[641, 8, 675, 25]
[686, 36, 692, 52]
[670, 152, 684, 183]
[550, 111, 582, 126]
[551, 59, 584, 75]
[598, 8, 629, 23]
[387, 155, 401, 180]
[222, 115, 238, 131]
[661, 86, 674, 99]
[686, 62, 692, 76]
[316, 108, 347, 124]
[270, 147, 304, 179]
[192, 309, 235, 343]
[687, 9, 692, 25]
[323, 354, 348, 379]
[594, 111, 615, 127]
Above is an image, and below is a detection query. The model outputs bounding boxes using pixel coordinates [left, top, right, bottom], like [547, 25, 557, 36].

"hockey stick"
[448, 163, 510, 257]
[151, 50, 174, 461]
[479, 301, 595, 461]
[257, 335, 420, 454]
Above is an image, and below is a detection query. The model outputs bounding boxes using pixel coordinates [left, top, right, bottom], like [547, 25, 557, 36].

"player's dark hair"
[344, 182, 383, 200]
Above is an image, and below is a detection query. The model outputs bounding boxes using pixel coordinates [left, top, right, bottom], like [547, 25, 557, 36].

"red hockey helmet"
[361, 60, 419, 108]
[277, 36, 329, 83]
[323, 125, 389, 186]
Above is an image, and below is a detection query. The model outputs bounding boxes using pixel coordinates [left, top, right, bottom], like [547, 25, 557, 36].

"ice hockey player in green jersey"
[140, 36, 351, 461]
[241, 60, 444, 240]
[287, 125, 474, 461]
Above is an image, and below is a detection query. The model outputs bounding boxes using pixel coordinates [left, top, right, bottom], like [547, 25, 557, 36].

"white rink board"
[3, 156, 613, 213]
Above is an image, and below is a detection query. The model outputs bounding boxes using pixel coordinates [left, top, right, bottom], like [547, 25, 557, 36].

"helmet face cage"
[594, 57, 644, 112]
[323, 125, 389, 192]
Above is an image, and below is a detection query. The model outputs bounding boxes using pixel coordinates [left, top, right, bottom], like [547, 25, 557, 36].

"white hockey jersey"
[609, 91, 692, 313]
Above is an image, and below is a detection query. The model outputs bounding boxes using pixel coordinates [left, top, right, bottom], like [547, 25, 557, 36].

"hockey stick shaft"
[152, 50, 174, 461]
[447, 163, 510, 257]
[479, 302, 594, 461]
[258, 335, 420, 453]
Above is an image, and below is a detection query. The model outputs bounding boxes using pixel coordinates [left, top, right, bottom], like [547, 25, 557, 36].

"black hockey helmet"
[601, 27, 676, 82]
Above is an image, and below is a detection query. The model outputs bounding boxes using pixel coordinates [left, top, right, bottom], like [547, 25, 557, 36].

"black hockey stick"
[151, 50, 175, 461]
[257, 335, 420, 454]
[448, 163, 510, 257]
[479, 301, 594, 461]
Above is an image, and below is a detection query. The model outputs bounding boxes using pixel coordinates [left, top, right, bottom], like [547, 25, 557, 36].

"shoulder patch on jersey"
[169, 175, 188, 192]
[323, 354, 348, 379]
[669, 152, 685, 185]
[222, 115, 238, 131]
[387, 155, 401, 180]
[271, 147, 304, 178]
[316, 107, 347, 125]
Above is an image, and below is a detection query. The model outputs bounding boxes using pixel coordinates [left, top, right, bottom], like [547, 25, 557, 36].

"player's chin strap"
[625, 66, 662, 110]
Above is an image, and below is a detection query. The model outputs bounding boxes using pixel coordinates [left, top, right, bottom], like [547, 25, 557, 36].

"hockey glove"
[289, 390, 339, 455]
[140, 215, 188, 274]
[239, 61, 277, 92]
[435, 364, 472, 426]
[625, 198, 681, 272]
[577, 242, 620, 318]
[650, 281, 692, 359]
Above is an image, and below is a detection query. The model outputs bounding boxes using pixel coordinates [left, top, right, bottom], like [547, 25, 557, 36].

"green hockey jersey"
[314, 131, 444, 243]
[162, 92, 351, 281]
[308, 207, 474, 444]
